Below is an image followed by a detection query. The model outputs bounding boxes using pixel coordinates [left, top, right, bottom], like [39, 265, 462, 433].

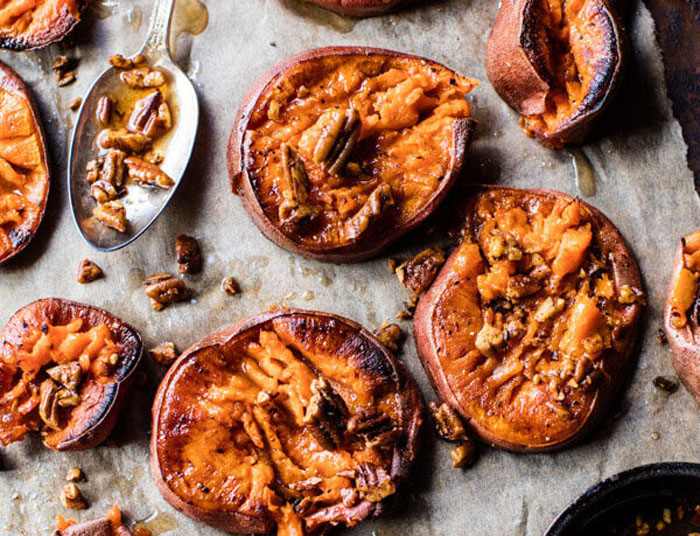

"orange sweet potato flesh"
[0, 61, 50, 264]
[665, 230, 700, 406]
[0, 0, 83, 50]
[0, 298, 142, 451]
[414, 186, 643, 452]
[300, 0, 410, 16]
[151, 309, 423, 535]
[228, 47, 477, 262]
[486, 0, 625, 147]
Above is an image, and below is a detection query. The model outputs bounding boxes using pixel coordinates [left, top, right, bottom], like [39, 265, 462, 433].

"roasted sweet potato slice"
[0, 61, 50, 264]
[228, 46, 477, 262]
[299, 0, 410, 16]
[0, 298, 142, 451]
[665, 230, 700, 406]
[413, 186, 643, 452]
[485, 0, 625, 147]
[0, 0, 84, 51]
[151, 308, 423, 535]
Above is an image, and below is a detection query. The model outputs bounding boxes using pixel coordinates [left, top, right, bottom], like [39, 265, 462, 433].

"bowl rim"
[545, 462, 700, 536]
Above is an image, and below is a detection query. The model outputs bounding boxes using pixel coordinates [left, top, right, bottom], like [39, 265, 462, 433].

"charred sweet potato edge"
[413, 185, 643, 452]
[664, 232, 700, 406]
[301, 0, 410, 16]
[227, 46, 476, 263]
[150, 308, 424, 534]
[0, 61, 50, 265]
[485, 0, 625, 146]
[0, 298, 142, 451]
[0, 0, 84, 51]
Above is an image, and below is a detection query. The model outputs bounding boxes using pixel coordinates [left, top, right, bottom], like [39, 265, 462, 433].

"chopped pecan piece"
[451, 440, 476, 468]
[39, 379, 61, 430]
[222, 277, 239, 296]
[475, 320, 505, 358]
[288, 476, 323, 493]
[46, 362, 83, 392]
[373, 322, 402, 352]
[175, 235, 202, 274]
[95, 95, 114, 126]
[52, 55, 69, 72]
[66, 467, 85, 483]
[77, 259, 103, 284]
[279, 143, 317, 226]
[396, 248, 446, 295]
[125, 157, 174, 189]
[127, 90, 171, 137]
[303, 376, 349, 450]
[86, 158, 102, 184]
[57, 71, 76, 87]
[653, 376, 679, 394]
[429, 401, 468, 442]
[144, 273, 189, 311]
[97, 129, 152, 153]
[506, 274, 542, 300]
[93, 201, 127, 232]
[120, 66, 166, 89]
[347, 407, 399, 447]
[150, 342, 178, 366]
[61, 483, 88, 510]
[90, 180, 119, 203]
[109, 54, 146, 70]
[355, 463, 396, 502]
[313, 107, 361, 175]
[343, 183, 393, 242]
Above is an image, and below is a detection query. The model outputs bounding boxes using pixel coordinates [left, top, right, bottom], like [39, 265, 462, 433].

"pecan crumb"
[653, 376, 679, 394]
[143, 273, 189, 311]
[222, 277, 239, 296]
[77, 259, 102, 284]
[61, 483, 87, 510]
[66, 467, 85, 483]
[52, 55, 77, 86]
[149, 342, 177, 366]
[69, 97, 82, 111]
[429, 401, 468, 442]
[451, 440, 477, 468]
[656, 328, 668, 346]
[373, 322, 403, 352]
[175, 235, 202, 274]
[395, 295, 418, 320]
[395, 247, 445, 295]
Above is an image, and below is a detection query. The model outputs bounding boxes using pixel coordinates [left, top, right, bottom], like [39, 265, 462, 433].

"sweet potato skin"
[0, 62, 50, 265]
[485, 0, 626, 146]
[413, 186, 643, 452]
[151, 308, 424, 534]
[227, 46, 476, 263]
[300, 0, 410, 16]
[665, 240, 700, 406]
[0, 0, 84, 51]
[0, 298, 142, 451]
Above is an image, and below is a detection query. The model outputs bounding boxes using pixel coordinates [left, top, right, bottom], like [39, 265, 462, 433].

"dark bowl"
[546, 462, 700, 536]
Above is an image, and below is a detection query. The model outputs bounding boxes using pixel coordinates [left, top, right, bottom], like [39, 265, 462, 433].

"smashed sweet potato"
[228, 46, 477, 262]
[486, 0, 625, 147]
[665, 230, 700, 406]
[0, 0, 83, 50]
[413, 186, 643, 452]
[0, 298, 142, 451]
[300, 0, 410, 16]
[151, 309, 423, 535]
[0, 61, 50, 265]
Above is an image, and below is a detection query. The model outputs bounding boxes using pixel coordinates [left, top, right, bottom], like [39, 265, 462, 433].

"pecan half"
[429, 401, 468, 442]
[101, 150, 126, 187]
[127, 90, 171, 138]
[343, 183, 393, 242]
[46, 362, 83, 392]
[347, 407, 399, 448]
[86, 158, 102, 184]
[61, 483, 88, 510]
[93, 201, 127, 232]
[175, 235, 202, 274]
[97, 129, 152, 153]
[120, 66, 166, 89]
[396, 248, 446, 296]
[149, 341, 178, 366]
[313, 107, 361, 175]
[373, 322, 402, 352]
[304, 377, 349, 450]
[125, 157, 174, 189]
[279, 143, 317, 226]
[109, 54, 146, 70]
[95, 95, 114, 126]
[144, 273, 189, 311]
[77, 259, 103, 284]
[39, 379, 61, 431]
[355, 463, 396, 502]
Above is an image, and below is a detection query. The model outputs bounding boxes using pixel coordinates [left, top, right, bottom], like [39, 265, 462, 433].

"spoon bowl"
[68, 0, 199, 251]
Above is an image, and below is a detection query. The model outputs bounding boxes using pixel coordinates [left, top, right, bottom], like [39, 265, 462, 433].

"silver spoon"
[68, 0, 199, 251]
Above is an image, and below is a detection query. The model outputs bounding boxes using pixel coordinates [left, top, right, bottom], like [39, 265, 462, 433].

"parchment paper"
[1, 1, 699, 535]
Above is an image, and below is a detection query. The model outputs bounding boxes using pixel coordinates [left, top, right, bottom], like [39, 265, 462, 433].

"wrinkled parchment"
[1, 1, 699, 534]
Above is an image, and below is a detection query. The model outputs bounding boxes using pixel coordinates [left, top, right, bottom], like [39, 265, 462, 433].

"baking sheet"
[2, 0, 700, 534]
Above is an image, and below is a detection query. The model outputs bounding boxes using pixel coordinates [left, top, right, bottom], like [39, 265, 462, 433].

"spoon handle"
[140, 0, 176, 57]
